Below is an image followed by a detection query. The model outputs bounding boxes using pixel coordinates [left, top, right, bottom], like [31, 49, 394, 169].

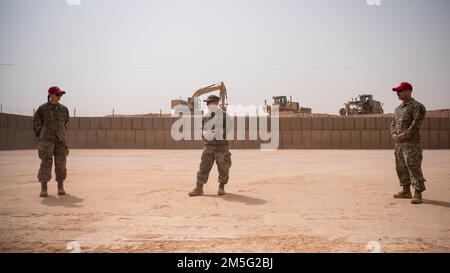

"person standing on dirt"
[33, 86, 70, 197]
[390, 82, 427, 204]
[189, 95, 233, 196]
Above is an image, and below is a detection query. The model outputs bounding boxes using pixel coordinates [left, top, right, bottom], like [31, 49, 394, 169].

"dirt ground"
[0, 149, 449, 253]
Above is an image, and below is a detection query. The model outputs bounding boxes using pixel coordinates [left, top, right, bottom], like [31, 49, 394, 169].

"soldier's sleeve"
[404, 103, 426, 139]
[389, 114, 397, 136]
[33, 106, 43, 138]
[200, 116, 207, 140]
[201, 116, 207, 130]
[64, 107, 70, 129]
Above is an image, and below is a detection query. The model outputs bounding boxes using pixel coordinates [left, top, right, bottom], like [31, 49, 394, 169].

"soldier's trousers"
[394, 143, 426, 192]
[37, 140, 69, 183]
[196, 144, 232, 184]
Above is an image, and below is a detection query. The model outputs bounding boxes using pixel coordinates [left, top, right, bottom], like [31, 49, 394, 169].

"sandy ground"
[0, 149, 449, 253]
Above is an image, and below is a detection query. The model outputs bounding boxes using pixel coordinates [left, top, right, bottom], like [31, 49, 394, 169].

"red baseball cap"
[48, 86, 66, 95]
[392, 82, 413, 92]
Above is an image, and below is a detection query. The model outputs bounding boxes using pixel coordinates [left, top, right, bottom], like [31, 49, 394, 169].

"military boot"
[40, 182, 48, 198]
[188, 183, 204, 196]
[57, 181, 66, 196]
[218, 183, 226, 195]
[411, 190, 423, 204]
[393, 185, 412, 199]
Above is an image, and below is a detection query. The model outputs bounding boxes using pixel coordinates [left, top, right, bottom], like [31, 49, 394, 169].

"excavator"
[171, 82, 228, 112]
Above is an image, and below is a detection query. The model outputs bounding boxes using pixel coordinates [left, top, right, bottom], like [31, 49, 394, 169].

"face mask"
[208, 104, 219, 112]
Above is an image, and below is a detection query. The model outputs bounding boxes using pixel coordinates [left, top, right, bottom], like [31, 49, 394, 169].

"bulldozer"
[171, 82, 228, 112]
[263, 95, 312, 115]
[339, 94, 384, 116]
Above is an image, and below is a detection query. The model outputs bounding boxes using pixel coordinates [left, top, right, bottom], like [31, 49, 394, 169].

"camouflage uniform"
[33, 102, 70, 184]
[390, 98, 426, 192]
[196, 109, 233, 185]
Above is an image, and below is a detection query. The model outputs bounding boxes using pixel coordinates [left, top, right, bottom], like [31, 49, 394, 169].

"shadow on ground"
[203, 193, 267, 205]
[41, 194, 84, 208]
[423, 199, 450, 209]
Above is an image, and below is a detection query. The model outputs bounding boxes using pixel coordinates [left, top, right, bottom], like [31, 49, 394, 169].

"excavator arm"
[172, 82, 228, 112]
[189, 82, 228, 110]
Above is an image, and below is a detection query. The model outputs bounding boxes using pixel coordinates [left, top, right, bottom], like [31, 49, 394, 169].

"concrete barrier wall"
[1, 113, 449, 150]
[0, 113, 37, 150]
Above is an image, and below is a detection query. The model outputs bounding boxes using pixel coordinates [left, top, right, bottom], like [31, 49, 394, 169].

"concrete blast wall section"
[1, 113, 449, 150]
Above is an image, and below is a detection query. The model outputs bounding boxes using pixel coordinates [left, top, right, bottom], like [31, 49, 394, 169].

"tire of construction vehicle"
[339, 108, 347, 116]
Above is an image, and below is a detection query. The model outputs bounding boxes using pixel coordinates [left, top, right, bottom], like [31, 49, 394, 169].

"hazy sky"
[0, 0, 449, 116]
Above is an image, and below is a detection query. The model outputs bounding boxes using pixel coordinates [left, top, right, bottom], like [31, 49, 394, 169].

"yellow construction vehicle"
[339, 94, 384, 116]
[171, 82, 228, 112]
[264, 95, 311, 115]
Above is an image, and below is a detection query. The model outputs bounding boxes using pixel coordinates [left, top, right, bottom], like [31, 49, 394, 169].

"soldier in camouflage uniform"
[33, 86, 70, 197]
[390, 82, 427, 204]
[189, 95, 233, 196]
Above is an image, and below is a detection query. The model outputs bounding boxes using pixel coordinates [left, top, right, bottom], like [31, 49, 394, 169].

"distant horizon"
[3, 106, 450, 118]
[1, 0, 449, 117]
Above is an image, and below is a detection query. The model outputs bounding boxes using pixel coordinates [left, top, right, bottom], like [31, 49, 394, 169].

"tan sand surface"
[0, 149, 449, 252]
